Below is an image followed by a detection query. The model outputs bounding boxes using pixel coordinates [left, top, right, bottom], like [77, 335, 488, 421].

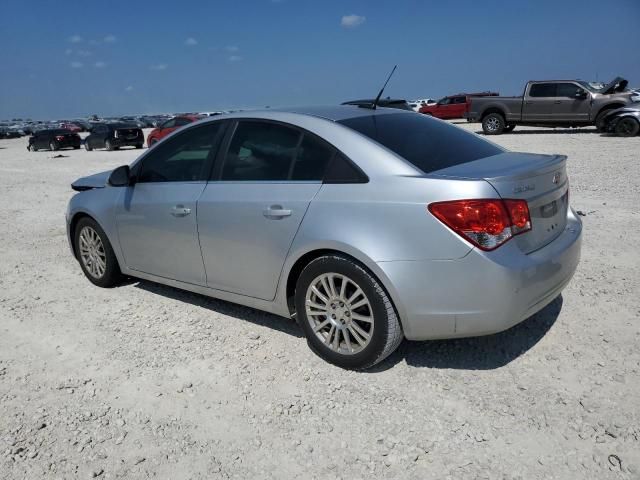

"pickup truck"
[465, 77, 638, 135]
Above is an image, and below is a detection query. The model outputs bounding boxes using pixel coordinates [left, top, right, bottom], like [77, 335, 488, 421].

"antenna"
[371, 65, 397, 110]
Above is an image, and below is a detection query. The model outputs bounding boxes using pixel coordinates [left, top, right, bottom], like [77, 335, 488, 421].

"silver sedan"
[66, 106, 582, 369]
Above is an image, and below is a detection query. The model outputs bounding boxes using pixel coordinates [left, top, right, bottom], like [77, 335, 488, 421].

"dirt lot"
[1, 123, 639, 480]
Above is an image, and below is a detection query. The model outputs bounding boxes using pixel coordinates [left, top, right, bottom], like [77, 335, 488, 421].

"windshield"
[576, 81, 601, 93]
[338, 113, 503, 174]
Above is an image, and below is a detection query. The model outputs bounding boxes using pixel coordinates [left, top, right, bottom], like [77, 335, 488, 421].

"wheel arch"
[282, 246, 407, 333]
[480, 107, 506, 121]
[595, 102, 625, 121]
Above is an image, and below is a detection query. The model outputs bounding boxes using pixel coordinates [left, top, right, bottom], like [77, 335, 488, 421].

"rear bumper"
[378, 209, 582, 340]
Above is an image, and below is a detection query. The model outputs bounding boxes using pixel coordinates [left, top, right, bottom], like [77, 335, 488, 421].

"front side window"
[221, 122, 301, 181]
[175, 117, 193, 127]
[529, 83, 557, 97]
[161, 119, 176, 129]
[137, 123, 222, 183]
[438, 97, 451, 105]
[556, 83, 585, 98]
[453, 96, 467, 104]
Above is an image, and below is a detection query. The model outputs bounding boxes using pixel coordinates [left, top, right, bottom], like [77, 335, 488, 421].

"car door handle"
[170, 205, 191, 217]
[263, 205, 292, 219]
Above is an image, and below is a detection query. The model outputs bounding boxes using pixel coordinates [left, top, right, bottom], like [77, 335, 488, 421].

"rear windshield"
[338, 113, 503, 174]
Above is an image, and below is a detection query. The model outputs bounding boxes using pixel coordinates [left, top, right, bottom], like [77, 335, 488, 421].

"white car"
[408, 98, 436, 112]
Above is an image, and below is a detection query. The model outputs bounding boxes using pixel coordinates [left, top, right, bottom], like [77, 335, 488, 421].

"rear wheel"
[84, 141, 92, 151]
[136, 143, 143, 149]
[28, 144, 36, 152]
[74, 217, 123, 288]
[482, 113, 505, 135]
[295, 255, 403, 370]
[105, 139, 114, 151]
[49, 141, 59, 151]
[615, 117, 640, 137]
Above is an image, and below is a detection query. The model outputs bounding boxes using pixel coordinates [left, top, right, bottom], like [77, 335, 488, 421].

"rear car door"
[115, 122, 225, 285]
[197, 120, 334, 300]
[553, 83, 590, 122]
[523, 83, 557, 122]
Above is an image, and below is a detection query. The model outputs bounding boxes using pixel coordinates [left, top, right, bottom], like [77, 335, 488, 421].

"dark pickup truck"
[466, 77, 638, 134]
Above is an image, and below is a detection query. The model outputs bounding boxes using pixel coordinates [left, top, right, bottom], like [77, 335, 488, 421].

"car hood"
[601, 77, 628, 94]
[71, 169, 111, 191]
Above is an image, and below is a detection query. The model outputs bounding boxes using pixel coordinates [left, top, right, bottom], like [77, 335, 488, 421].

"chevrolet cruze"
[66, 106, 582, 369]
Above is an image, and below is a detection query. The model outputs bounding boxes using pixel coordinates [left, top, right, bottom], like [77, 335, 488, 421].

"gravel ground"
[1, 123, 639, 480]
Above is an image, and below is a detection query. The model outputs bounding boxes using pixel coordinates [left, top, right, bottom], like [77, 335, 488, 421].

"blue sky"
[1, 0, 639, 119]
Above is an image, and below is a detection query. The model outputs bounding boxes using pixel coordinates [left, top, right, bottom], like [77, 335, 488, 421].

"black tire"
[73, 145, 80, 149]
[84, 142, 92, 151]
[136, 144, 143, 149]
[28, 144, 36, 152]
[482, 113, 505, 135]
[504, 125, 516, 133]
[49, 141, 59, 151]
[595, 107, 621, 132]
[148, 139, 157, 148]
[73, 217, 123, 288]
[614, 118, 640, 137]
[105, 139, 114, 151]
[295, 255, 403, 370]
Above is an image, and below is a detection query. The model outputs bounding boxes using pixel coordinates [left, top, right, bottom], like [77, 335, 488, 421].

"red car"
[419, 92, 498, 120]
[146, 115, 203, 147]
[59, 122, 82, 133]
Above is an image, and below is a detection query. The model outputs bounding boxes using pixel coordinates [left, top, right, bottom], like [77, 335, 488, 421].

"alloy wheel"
[305, 273, 374, 355]
[78, 226, 107, 279]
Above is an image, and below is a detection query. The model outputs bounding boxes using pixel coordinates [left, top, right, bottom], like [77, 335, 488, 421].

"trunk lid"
[116, 127, 140, 140]
[431, 152, 569, 253]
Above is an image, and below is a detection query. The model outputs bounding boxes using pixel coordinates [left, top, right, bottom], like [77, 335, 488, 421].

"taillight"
[428, 199, 531, 251]
[55, 135, 65, 141]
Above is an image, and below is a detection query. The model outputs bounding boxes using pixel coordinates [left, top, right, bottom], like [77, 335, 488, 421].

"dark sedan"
[28, 129, 81, 151]
[85, 123, 144, 151]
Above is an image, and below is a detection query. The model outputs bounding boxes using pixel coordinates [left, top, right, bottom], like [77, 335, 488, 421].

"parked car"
[84, 123, 144, 151]
[66, 106, 582, 369]
[419, 92, 499, 119]
[146, 115, 203, 147]
[466, 77, 638, 134]
[408, 98, 436, 112]
[0, 127, 21, 139]
[60, 122, 82, 133]
[28, 129, 81, 151]
[602, 107, 640, 137]
[341, 98, 413, 111]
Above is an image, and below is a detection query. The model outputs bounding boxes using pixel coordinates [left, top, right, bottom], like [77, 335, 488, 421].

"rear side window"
[291, 135, 335, 180]
[338, 113, 503, 174]
[222, 122, 301, 181]
[529, 83, 557, 97]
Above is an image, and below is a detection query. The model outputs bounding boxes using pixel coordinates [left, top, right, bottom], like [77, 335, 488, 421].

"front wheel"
[84, 142, 92, 151]
[136, 144, 143, 149]
[615, 118, 640, 137]
[74, 217, 123, 288]
[482, 113, 505, 135]
[295, 255, 403, 370]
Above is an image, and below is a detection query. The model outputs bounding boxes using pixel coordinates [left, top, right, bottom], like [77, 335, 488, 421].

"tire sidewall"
[615, 118, 639, 137]
[482, 113, 505, 135]
[74, 217, 121, 288]
[295, 256, 393, 369]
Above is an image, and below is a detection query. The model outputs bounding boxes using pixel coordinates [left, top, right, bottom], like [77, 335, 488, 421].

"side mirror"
[108, 165, 132, 187]
[575, 91, 588, 99]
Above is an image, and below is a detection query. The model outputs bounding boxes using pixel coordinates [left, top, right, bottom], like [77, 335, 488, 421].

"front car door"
[433, 97, 453, 118]
[553, 82, 591, 122]
[523, 83, 557, 122]
[197, 120, 334, 300]
[115, 122, 225, 285]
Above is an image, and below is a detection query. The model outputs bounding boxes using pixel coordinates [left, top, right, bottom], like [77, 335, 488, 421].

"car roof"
[235, 105, 406, 122]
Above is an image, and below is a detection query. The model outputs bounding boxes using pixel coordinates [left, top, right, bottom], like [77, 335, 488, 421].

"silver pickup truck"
[465, 77, 638, 135]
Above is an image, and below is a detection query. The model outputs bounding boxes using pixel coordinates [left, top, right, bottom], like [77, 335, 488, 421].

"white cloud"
[125, 85, 134, 92]
[70, 61, 83, 68]
[65, 48, 73, 55]
[185, 37, 198, 46]
[94, 61, 106, 68]
[77, 49, 93, 57]
[228, 55, 243, 62]
[225, 45, 239, 52]
[341, 14, 366, 28]
[103, 34, 116, 43]
[68, 35, 83, 43]
[150, 63, 168, 71]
